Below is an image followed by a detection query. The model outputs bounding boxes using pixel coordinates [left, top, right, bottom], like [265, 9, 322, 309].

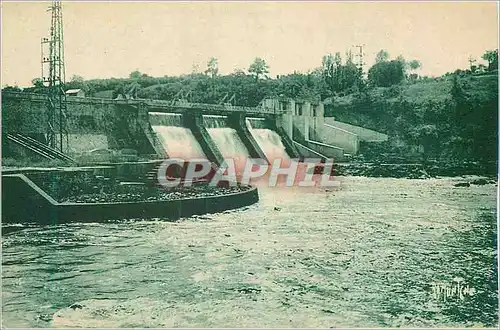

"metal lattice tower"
[41, 0, 68, 152]
[353, 44, 365, 77]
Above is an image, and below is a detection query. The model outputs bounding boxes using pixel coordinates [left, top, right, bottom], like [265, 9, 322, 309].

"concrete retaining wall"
[293, 142, 327, 159]
[304, 140, 345, 160]
[324, 118, 388, 142]
[2, 95, 156, 156]
[310, 123, 359, 155]
[2, 175, 59, 224]
[2, 173, 259, 224]
[2, 95, 116, 135]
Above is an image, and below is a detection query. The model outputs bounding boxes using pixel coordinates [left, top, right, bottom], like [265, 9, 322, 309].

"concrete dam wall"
[1, 92, 388, 163]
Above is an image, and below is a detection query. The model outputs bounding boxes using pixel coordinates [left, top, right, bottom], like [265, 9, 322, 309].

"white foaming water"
[152, 126, 205, 159]
[250, 128, 290, 162]
[246, 117, 267, 129]
[204, 115, 250, 172]
[207, 128, 250, 172]
[203, 115, 227, 129]
[149, 112, 182, 126]
[149, 113, 205, 159]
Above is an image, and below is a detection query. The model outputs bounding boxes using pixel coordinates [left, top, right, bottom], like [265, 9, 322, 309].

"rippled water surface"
[2, 177, 497, 327]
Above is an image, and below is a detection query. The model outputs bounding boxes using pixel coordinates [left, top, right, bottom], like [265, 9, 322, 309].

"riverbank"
[333, 161, 497, 180]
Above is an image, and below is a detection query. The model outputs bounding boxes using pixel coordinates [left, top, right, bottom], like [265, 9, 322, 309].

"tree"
[203, 57, 219, 101]
[31, 78, 44, 88]
[333, 52, 342, 90]
[66, 74, 88, 92]
[346, 50, 354, 64]
[2, 85, 22, 93]
[191, 63, 201, 75]
[375, 49, 390, 63]
[70, 75, 84, 83]
[248, 57, 269, 80]
[321, 54, 334, 75]
[322, 52, 346, 93]
[477, 63, 487, 73]
[410, 124, 439, 158]
[129, 71, 142, 79]
[408, 60, 421, 71]
[321, 53, 335, 92]
[321, 51, 362, 94]
[232, 68, 246, 76]
[395, 55, 406, 64]
[368, 60, 405, 87]
[205, 57, 219, 79]
[342, 51, 361, 92]
[482, 49, 498, 71]
[405, 59, 422, 79]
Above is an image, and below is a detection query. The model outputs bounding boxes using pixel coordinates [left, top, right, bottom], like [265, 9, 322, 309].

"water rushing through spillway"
[152, 126, 206, 159]
[203, 115, 227, 129]
[249, 128, 290, 163]
[245, 118, 290, 163]
[203, 115, 250, 172]
[149, 113, 289, 165]
[208, 128, 250, 170]
[149, 112, 183, 126]
[149, 113, 205, 159]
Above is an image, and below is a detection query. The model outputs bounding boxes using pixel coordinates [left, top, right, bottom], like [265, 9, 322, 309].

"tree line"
[5, 48, 496, 108]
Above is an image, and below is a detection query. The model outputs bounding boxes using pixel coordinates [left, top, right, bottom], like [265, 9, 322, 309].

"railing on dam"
[1, 91, 283, 115]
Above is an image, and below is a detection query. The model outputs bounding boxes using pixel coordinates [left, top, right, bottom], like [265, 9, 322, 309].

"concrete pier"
[227, 113, 269, 163]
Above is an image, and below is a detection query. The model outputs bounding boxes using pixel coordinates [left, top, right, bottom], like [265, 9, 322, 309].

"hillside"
[326, 74, 498, 163]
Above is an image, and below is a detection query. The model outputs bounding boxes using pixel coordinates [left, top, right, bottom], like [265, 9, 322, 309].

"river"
[2, 176, 497, 327]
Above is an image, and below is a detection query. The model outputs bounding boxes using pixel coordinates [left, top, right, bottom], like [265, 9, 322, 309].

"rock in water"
[471, 178, 489, 185]
[454, 182, 470, 187]
[69, 303, 83, 310]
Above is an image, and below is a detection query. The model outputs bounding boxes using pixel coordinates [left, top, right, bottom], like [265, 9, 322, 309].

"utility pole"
[41, 0, 68, 152]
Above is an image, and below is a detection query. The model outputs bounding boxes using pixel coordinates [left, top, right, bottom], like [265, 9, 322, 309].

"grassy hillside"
[327, 74, 498, 163]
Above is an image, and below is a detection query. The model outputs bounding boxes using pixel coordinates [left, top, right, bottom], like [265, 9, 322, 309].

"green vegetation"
[248, 57, 270, 80]
[331, 73, 497, 164]
[3, 49, 498, 165]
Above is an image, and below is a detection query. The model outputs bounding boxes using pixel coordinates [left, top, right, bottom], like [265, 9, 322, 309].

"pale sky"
[1, 1, 498, 87]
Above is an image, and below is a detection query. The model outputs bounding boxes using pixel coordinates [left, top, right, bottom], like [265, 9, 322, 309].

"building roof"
[65, 89, 83, 94]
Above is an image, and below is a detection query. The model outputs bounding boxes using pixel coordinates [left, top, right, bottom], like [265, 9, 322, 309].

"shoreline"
[332, 161, 497, 180]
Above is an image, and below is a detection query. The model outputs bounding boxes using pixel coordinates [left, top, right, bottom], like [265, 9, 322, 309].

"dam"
[1, 91, 388, 166]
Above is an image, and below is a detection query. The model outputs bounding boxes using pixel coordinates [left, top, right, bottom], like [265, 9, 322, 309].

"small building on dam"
[1, 91, 388, 165]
